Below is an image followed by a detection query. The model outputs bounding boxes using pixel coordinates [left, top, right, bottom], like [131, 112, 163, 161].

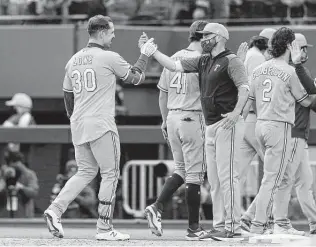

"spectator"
[0, 150, 39, 218]
[87, 0, 107, 19]
[50, 159, 98, 218]
[211, 0, 230, 19]
[3, 93, 35, 153]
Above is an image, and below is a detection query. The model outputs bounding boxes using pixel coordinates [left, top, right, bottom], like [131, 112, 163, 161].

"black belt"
[170, 109, 202, 112]
[249, 111, 256, 114]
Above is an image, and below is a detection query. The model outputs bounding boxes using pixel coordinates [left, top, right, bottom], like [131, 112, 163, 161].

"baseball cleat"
[185, 227, 207, 241]
[274, 225, 305, 236]
[144, 204, 163, 237]
[43, 209, 64, 238]
[241, 218, 251, 232]
[199, 229, 244, 242]
[96, 229, 130, 241]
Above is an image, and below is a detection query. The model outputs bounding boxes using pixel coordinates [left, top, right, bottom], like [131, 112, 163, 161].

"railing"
[1, 15, 316, 26]
[122, 160, 174, 218]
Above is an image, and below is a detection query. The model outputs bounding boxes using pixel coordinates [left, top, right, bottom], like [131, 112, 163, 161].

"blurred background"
[0, 0, 316, 223]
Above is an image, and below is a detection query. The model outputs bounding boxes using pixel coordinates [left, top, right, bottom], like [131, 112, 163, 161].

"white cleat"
[274, 224, 305, 236]
[43, 209, 64, 238]
[144, 204, 163, 237]
[96, 229, 130, 241]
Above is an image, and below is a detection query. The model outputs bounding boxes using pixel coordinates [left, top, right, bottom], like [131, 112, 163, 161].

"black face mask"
[201, 36, 218, 53]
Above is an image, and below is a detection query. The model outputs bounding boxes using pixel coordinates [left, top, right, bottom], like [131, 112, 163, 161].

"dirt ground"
[0, 224, 315, 246]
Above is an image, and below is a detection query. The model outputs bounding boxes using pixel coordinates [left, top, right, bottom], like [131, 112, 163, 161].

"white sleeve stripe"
[239, 84, 250, 91]
[63, 88, 73, 92]
[134, 72, 144, 85]
[157, 84, 168, 93]
[296, 93, 308, 103]
[248, 96, 255, 100]
[121, 69, 130, 81]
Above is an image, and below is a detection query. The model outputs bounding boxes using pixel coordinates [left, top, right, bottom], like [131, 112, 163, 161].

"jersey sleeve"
[62, 62, 73, 93]
[289, 72, 309, 103]
[228, 56, 249, 90]
[246, 54, 265, 77]
[157, 68, 169, 93]
[108, 52, 132, 79]
[180, 56, 201, 73]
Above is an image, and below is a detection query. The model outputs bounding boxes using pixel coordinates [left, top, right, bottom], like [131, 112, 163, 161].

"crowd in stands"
[1, 0, 316, 24]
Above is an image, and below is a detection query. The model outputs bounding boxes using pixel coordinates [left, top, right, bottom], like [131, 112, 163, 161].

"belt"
[169, 109, 202, 112]
[249, 111, 256, 114]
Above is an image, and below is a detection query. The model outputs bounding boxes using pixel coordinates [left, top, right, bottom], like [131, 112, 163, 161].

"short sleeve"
[108, 52, 132, 79]
[289, 72, 309, 103]
[63, 62, 73, 93]
[157, 68, 169, 93]
[228, 56, 249, 89]
[180, 56, 201, 73]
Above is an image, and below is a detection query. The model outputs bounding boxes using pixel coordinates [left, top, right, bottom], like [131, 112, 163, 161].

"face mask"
[201, 36, 217, 53]
[301, 47, 308, 63]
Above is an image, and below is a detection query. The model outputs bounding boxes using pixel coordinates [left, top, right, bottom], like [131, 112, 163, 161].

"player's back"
[251, 59, 297, 125]
[66, 47, 119, 145]
[159, 49, 201, 111]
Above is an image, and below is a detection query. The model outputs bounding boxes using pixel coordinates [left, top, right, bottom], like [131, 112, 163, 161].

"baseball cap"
[5, 93, 32, 109]
[295, 33, 313, 47]
[189, 20, 208, 40]
[196, 23, 229, 40]
[259, 28, 277, 40]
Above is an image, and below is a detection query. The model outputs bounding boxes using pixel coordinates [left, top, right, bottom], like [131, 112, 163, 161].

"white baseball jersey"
[63, 46, 131, 145]
[157, 49, 201, 111]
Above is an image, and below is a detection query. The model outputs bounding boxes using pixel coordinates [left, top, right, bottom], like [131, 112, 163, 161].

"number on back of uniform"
[262, 78, 272, 102]
[170, 72, 187, 94]
[71, 68, 97, 94]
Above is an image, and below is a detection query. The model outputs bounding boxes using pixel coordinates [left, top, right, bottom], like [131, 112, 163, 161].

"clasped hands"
[138, 32, 158, 57]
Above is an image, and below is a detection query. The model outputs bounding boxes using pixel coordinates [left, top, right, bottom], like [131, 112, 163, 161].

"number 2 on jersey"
[170, 72, 187, 94]
[262, 78, 272, 102]
[71, 68, 97, 94]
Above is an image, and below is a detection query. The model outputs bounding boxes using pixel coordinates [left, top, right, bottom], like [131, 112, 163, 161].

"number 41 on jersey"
[170, 72, 187, 94]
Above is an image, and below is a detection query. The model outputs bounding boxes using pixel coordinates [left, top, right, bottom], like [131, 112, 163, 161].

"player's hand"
[138, 32, 149, 49]
[220, 111, 240, 130]
[15, 182, 24, 191]
[141, 38, 158, 57]
[161, 122, 168, 141]
[289, 40, 302, 65]
[237, 42, 248, 62]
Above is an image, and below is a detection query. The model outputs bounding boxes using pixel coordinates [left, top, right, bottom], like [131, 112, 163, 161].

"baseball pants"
[50, 130, 120, 232]
[240, 113, 263, 221]
[274, 138, 316, 232]
[166, 110, 206, 184]
[205, 115, 244, 233]
[251, 121, 292, 234]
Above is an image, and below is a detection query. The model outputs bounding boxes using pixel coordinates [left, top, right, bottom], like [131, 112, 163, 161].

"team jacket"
[181, 49, 248, 125]
[294, 64, 316, 140]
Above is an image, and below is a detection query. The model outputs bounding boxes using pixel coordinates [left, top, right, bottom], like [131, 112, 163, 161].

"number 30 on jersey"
[71, 68, 97, 93]
[170, 72, 187, 94]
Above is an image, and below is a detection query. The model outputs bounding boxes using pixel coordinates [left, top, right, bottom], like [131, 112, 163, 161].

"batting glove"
[141, 38, 158, 57]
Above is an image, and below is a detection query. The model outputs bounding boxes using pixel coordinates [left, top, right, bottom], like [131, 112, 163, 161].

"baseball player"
[243, 27, 316, 234]
[239, 28, 277, 232]
[144, 20, 208, 241]
[140, 23, 249, 241]
[43, 15, 157, 241]
[272, 34, 316, 235]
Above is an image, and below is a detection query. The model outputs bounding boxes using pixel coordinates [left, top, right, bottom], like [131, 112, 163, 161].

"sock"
[155, 173, 184, 212]
[186, 183, 201, 231]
